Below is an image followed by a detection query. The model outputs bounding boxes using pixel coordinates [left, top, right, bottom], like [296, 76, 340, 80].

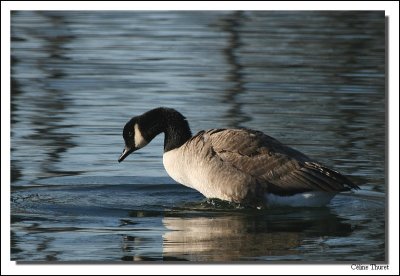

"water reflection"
[10, 23, 23, 183]
[11, 11, 79, 182]
[161, 209, 353, 261]
[220, 11, 251, 128]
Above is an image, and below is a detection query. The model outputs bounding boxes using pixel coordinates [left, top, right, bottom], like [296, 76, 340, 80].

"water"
[10, 11, 385, 262]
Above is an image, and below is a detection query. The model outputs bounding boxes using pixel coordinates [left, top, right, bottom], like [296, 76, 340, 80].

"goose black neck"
[139, 107, 192, 152]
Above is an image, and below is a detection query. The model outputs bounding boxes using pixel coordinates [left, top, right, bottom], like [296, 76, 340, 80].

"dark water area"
[10, 11, 385, 262]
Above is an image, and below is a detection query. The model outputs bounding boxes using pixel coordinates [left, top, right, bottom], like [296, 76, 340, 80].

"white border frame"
[2, 2, 399, 275]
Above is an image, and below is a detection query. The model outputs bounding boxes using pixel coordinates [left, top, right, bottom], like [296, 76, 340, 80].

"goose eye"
[128, 131, 133, 137]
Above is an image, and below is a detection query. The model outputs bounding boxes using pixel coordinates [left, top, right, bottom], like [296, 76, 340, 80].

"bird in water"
[118, 107, 359, 208]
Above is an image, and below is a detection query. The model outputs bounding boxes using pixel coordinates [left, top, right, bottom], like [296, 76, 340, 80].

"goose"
[118, 107, 359, 208]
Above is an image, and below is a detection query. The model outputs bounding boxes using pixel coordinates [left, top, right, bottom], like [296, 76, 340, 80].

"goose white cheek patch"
[134, 123, 148, 149]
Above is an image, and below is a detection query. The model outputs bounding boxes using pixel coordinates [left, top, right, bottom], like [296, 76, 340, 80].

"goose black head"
[118, 117, 149, 162]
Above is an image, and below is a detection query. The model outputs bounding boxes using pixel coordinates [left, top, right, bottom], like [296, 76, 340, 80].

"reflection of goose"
[118, 108, 359, 207]
[162, 215, 302, 261]
[162, 209, 352, 261]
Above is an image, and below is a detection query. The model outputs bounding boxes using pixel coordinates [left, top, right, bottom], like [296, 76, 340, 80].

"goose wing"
[201, 128, 358, 195]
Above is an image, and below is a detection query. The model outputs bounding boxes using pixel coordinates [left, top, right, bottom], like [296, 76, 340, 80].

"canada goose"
[118, 107, 359, 208]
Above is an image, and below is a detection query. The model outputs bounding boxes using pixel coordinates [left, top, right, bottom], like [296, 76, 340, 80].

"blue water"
[10, 11, 385, 262]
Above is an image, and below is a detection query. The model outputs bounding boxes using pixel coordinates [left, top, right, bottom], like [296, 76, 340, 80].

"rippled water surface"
[10, 11, 385, 262]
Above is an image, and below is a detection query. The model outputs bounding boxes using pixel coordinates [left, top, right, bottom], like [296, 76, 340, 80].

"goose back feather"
[164, 128, 357, 206]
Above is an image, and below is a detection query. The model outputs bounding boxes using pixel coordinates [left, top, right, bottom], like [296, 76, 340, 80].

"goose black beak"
[118, 146, 134, 162]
